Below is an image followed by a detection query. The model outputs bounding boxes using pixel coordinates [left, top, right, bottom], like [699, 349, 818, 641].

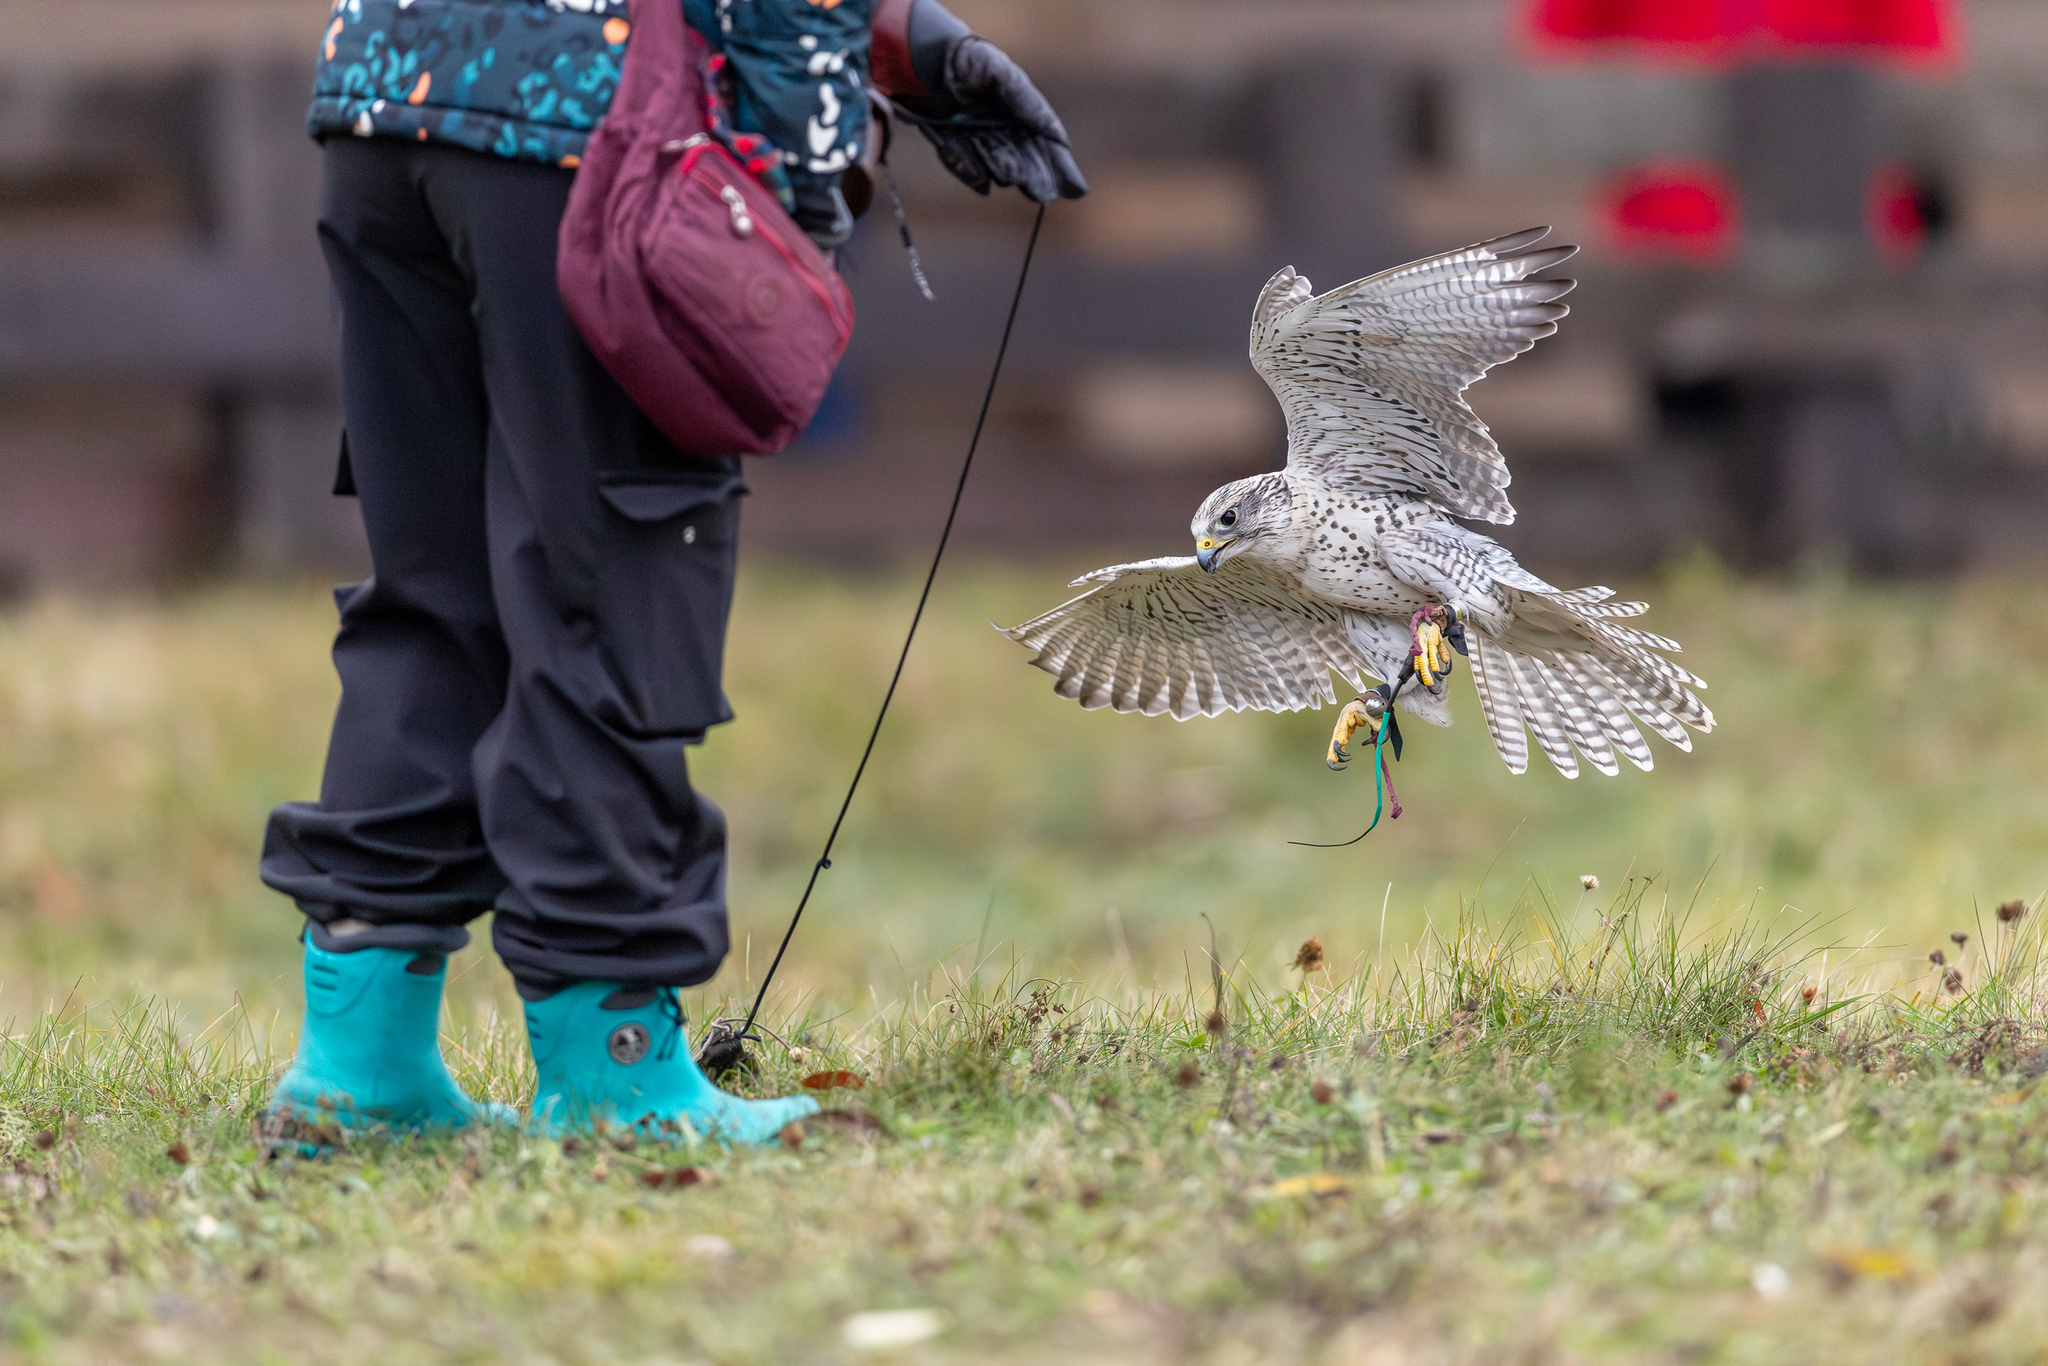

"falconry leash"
[696, 203, 1047, 1076]
[1291, 606, 1466, 849]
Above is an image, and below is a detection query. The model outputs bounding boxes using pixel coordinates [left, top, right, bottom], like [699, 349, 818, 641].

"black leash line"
[702, 203, 1047, 1069]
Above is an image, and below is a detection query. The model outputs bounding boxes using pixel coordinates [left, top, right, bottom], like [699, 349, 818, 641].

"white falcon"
[999, 228, 1712, 778]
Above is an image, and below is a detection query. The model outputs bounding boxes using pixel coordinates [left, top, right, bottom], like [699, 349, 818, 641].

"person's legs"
[262, 137, 509, 950]
[415, 146, 815, 1141]
[414, 146, 747, 993]
[262, 137, 510, 1135]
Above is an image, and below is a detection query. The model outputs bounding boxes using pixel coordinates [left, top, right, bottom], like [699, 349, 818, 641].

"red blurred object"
[1527, 0, 1959, 65]
[1601, 163, 1741, 262]
[1767, 0, 1948, 48]
[1535, 0, 1719, 44]
[1866, 162, 1929, 267]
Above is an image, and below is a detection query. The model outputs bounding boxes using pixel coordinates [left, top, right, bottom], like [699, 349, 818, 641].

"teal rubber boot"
[266, 942, 512, 1138]
[524, 982, 818, 1145]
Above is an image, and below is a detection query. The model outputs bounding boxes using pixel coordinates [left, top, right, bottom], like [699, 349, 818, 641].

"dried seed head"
[1801, 986, 1818, 1002]
[1726, 1072, 1753, 1096]
[32, 1130, 55, 1152]
[1929, 949, 1947, 966]
[1292, 937, 1326, 973]
[1174, 1060, 1202, 1090]
[1309, 1079, 1336, 1105]
[1944, 968, 1965, 995]
[1654, 1089, 1681, 1111]
[1998, 899, 2027, 924]
[1203, 1009, 1227, 1037]
[165, 1140, 191, 1167]
[1951, 932, 1969, 948]
[1581, 874, 1600, 890]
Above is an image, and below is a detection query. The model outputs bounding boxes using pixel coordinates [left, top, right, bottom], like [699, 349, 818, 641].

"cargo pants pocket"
[594, 469, 748, 737]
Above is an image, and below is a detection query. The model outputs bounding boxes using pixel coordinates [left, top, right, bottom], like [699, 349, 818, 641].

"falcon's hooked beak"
[1194, 536, 1236, 573]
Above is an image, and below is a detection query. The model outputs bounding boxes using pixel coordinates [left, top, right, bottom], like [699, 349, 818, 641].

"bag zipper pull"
[720, 185, 754, 238]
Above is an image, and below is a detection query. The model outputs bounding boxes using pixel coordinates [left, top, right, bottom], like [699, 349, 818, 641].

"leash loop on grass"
[698, 204, 1048, 1073]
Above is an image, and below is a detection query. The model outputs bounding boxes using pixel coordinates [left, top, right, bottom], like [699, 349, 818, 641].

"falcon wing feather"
[997, 558, 1383, 721]
[1252, 227, 1578, 525]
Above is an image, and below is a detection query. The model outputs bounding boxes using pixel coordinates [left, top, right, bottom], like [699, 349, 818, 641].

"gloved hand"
[900, 0, 1086, 203]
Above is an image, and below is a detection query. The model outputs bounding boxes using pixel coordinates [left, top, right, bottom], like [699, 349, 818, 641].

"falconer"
[261, 0, 1084, 1143]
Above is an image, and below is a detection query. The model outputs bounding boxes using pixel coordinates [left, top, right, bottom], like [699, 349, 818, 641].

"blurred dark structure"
[2, 0, 2048, 590]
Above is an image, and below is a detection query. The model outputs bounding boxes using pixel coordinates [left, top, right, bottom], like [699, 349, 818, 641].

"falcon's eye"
[1219, 509, 1238, 529]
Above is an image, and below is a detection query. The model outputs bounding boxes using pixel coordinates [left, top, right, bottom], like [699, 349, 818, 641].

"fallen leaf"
[802, 1070, 866, 1091]
[1654, 1090, 1681, 1112]
[808, 1111, 886, 1137]
[1822, 1246, 1914, 1284]
[1813, 1120, 1850, 1144]
[1262, 1173, 1351, 1199]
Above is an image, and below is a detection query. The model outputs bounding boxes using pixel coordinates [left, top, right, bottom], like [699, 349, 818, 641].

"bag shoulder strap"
[614, 0, 706, 135]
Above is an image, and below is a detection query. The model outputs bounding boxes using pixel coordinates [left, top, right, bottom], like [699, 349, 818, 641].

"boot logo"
[607, 1022, 652, 1065]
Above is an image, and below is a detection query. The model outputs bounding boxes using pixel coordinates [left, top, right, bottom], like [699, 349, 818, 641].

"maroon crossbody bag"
[557, 0, 855, 456]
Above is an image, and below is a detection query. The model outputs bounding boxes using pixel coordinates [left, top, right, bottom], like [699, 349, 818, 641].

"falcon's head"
[1192, 474, 1291, 573]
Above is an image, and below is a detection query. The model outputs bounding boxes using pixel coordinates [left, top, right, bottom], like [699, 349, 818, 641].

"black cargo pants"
[262, 137, 744, 992]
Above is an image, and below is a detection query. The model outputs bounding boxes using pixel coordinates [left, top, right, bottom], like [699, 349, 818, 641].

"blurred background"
[2, 0, 2046, 585]
[0, 0, 2043, 1030]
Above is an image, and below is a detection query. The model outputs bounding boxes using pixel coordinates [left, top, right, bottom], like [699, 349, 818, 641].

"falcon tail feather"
[1470, 588, 1712, 778]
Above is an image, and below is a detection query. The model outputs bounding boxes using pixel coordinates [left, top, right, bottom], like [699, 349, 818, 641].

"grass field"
[1, 557, 2047, 1363]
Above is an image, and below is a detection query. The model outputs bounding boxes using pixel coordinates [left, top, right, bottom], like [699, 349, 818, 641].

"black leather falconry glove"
[898, 0, 1086, 203]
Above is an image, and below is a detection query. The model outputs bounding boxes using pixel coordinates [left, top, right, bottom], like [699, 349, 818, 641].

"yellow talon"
[1414, 621, 1446, 686]
[1326, 696, 1381, 770]
[1411, 611, 1456, 687]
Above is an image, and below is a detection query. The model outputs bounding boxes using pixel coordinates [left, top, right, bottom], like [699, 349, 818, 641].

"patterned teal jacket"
[308, 0, 875, 177]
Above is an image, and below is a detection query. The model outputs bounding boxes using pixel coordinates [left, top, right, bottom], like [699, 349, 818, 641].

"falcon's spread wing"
[1252, 227, 1577, 525]
[1381, 523, 1713, 779]
[998, 558, 1392, 721]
